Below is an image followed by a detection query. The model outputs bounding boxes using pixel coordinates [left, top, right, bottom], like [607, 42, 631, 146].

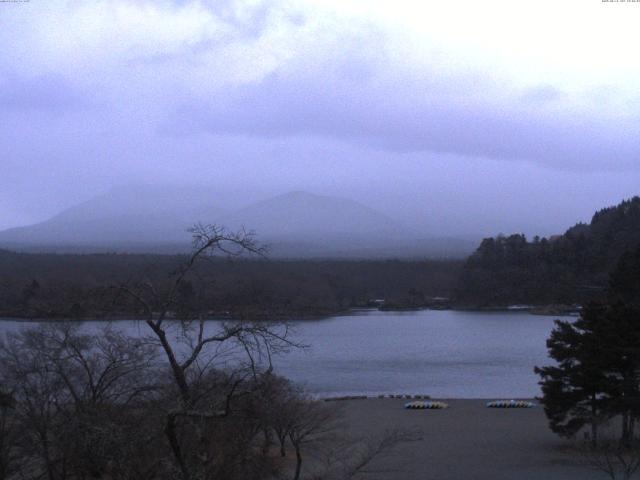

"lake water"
[0, 309, 561, 398]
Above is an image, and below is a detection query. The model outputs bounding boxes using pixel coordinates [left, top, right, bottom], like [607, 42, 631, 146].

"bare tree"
[246, 372, 301, 458]
[287, 399, 342, 480]
[336, 428, 423, 479]
[580, 436, 640, 480]
[114, 224, 300, 480]
[0, 302, 414, 480]
[0, 323, 160, 480]
[0, 389, 19, 480]
[0, 225, 365, 480]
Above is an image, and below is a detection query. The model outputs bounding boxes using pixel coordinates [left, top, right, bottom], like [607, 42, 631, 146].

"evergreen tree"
[535, 304, 612, 445]
[609, 246, 640, 305]
[536, 243, 640, 445]
[458, 196, 640, 306]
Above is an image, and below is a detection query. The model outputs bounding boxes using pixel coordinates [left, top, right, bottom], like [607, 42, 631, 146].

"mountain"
[0, 185, 224, 250]
[455, 196, 640, 307]
[0, 187, 475, 258]
[220, 190, 400, 238]
[218, 191, 478, 257]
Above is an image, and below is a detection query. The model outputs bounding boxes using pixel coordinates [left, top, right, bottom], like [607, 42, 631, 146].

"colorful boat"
[405, 400, 449, 409]
[486, 400, 535, 408]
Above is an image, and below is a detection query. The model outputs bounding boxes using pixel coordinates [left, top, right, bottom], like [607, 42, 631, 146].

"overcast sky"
[1, 0, 639, 237]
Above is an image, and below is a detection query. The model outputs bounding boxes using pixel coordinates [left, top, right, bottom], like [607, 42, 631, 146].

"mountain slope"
[0, 187, 474, 258]
[220, 191, 401, 239]
[0, 189, 405, 253]
[455, 196, 640, 306]
[0, 185, 223, 249]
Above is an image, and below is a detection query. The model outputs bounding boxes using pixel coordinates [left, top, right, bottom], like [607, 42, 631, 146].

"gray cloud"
[0, 0, 638, 234]
[0, 73, 82, 111]
[173, 70, 640, 171]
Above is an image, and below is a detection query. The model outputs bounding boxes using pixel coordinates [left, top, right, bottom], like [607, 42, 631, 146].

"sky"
[1, 0, 639, 237]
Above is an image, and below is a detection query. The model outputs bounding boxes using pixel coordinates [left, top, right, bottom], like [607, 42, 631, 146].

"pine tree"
[536, 243, 640, 446]
[535, 304, 612, 445]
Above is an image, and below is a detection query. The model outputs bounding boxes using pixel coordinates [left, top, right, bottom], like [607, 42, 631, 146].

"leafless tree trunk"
[0, 391, 19, 480]
[115, 224, 299, 480]
[580, 431, 640, 480]
[313, 427, 423, 480]
[286, 399, 342, 480]
[0, 323, 160, 480]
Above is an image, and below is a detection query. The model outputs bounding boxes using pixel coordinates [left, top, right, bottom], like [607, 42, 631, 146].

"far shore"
[0, 305, 581, 322]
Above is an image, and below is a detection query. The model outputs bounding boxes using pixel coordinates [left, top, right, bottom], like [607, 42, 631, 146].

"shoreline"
[321, 394, 539, 401]
[0, 305, 580, 322]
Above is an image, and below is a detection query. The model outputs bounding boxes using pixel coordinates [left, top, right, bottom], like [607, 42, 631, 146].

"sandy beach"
[338, 398, 605, 480]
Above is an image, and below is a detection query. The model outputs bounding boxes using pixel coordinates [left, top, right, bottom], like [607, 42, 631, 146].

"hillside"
[455, 196, 640, 307]
[220, 191, 399, 238]
[0, 185, 223, 249]
[0, 187, 475, 258]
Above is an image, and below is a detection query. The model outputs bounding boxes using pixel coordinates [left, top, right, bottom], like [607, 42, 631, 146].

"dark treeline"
[535, 244, 640, 476]
[0, 249, 461, 320]
[456, 196, 640, 307]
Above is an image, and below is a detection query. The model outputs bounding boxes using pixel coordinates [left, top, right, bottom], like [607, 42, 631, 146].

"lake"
[0, 309, 561, 398]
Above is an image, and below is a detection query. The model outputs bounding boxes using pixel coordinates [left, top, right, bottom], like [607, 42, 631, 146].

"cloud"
[171, 65, 640, 171]
[520, 86, 566, 105]
[0, 0, 638, 174]
[1, 0, 640, 232]
[0, 73, 83, 111]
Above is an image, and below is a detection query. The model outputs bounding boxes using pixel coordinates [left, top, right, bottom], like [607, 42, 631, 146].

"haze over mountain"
[0, 186, 223, 249]
[0, 186, 477, 258]
[220, 191, 398, 237]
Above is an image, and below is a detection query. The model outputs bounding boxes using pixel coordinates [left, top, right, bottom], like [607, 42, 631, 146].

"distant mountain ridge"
[219, 191, 400, 238]
[0, 186, 224, 247]
[0, 187, 476, 258]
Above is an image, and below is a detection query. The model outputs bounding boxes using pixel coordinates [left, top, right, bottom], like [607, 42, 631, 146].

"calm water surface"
[0, 309, 560, 398]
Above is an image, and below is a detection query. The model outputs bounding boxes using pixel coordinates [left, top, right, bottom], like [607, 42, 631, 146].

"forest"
[0, 249, 461, 320]
[455, 196, 640, 307]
